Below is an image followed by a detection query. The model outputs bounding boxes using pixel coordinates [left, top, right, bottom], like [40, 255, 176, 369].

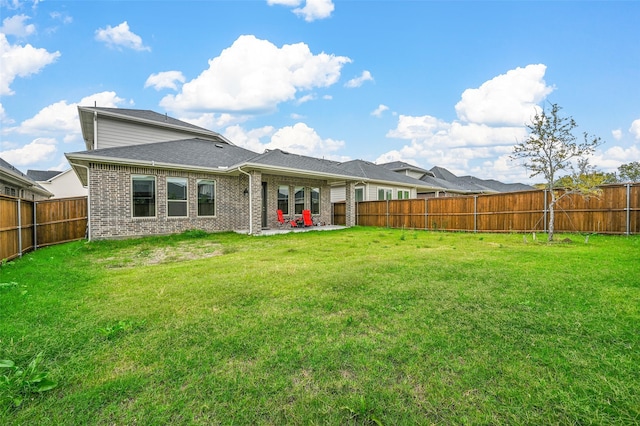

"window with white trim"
[197, 179, 215, 216]
[167, 177, 188, 217]
[310, 187, 320, 214]
[378, 188, 392, 200]
[132, 175, 156, 217]
[294, 186, 305, 214]
[278, 185, 289, 214]
[355, 187, 364, 202]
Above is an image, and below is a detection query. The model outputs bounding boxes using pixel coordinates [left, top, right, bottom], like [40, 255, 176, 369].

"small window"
[310, 187, 320, 215]
[378, 188, 392, 201]
[278, 185, 289, 215]
[197, 179, 215, 216]
[294, 186, 305, 214]
[167, 177, 188, 217]
[355, 187, 364, 202]
[403, 190, 410, 199]
[397, 190, 403, 200]
[132, 175, 156, 217]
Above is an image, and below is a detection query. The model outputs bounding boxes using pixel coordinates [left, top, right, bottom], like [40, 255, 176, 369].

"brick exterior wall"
[87, 164, 336, 239]
[88, 163, 250, 239]
[261, 174, 332, 230]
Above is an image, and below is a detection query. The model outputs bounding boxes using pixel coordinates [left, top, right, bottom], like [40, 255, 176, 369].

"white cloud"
[15, 91, 125, 135]
[630, 119, 640, 140]
[0, 137, 57, 166]
[1, 14, 36, 37]
[95, 21, 150, 52]
[296, 93, 316, 104]
[268, 0, 335, 21]
[371, 104, 389, 117]
[612, 129, 622, 140]
[179, 112, 246, 131]
[376, 64, 555, 182]
[50, 11, 73, 25]
[345, 70, 373, 88]
[592, 145, 640, 172]
[455, 64, 554, 126]
[144, 71, 186, 91]
[160, 35, 350, 113]
[0, 33, 60, 95]
[225, 122, 345, 158]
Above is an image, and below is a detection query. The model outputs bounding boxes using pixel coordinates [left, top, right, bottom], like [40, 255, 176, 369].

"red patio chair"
[277, 209, 297, 228]
[302, 209, 314, 227]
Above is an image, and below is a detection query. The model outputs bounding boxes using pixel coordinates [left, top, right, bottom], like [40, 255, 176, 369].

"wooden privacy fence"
[0, 196, 87, 262]
[332, 183, 640, 235]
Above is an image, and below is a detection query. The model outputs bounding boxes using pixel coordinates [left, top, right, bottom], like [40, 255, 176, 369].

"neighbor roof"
[379, 161, 432, 176]
[0, 158, 52, 196]
[27, 169, 64, 182]
[335, 160, 440, 189]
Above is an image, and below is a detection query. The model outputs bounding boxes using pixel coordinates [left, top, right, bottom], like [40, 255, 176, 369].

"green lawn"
[1, 228, 639, 425]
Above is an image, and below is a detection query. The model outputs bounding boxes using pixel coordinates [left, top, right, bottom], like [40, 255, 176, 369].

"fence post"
[17, 199, 22, 257]
[386, 199, 389, 228]
[474, 196, 477, 233]
[626, 183, 631, 236]
[543, 189, 548, 233]
[425, 198, 428, 231]
[33, 201, 37, 250]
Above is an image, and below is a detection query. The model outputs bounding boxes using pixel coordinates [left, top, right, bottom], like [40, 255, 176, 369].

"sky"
[1, 0, 639, 184]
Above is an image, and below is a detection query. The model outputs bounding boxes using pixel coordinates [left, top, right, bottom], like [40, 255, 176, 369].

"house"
[380, 161, 534, 197]
[66, 107, 372, 239]
[329, 159, 448, 202]
[0, 158, 52, 200]
[27, 169, 88, 199]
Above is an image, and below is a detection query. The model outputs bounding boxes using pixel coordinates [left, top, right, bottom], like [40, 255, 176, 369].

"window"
[278, 185, 289, 214]
[294, 186, 305, 214]
[197, 179, 215, 216]
[378, 188, 392, 200]
[132, 175, 156, 217]
[355, 188, 364, 202]
[167, 177, 188, 217]
[310, 187, 320, 214]
[397, 190, 410, 200]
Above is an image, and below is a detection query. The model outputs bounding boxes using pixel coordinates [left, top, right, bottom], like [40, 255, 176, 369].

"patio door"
[261, 182, 267, 228]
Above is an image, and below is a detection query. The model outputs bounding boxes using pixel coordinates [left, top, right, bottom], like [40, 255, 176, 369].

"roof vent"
[215, 144, 224, 148]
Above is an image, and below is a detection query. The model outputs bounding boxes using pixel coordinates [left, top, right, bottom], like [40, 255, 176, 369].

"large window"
[167, 177, 188, 217]
[132, 175, 156, 217]
[278, 185, 289, 214]
[355, 187, 364, 202]
[310, 187, 320, 214]
[197, 179, 215, 216]
[294, 186, 305, 214]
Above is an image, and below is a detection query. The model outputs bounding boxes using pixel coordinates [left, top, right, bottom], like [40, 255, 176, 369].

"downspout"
[237, 167, 252, 235]
[73, 163, 91, 241]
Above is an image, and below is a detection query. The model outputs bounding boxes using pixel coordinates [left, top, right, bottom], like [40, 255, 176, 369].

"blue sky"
[1, 0, 639, 184]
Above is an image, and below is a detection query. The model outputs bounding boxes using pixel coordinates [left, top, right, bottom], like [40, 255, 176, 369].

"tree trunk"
[548, 191, 556, 242]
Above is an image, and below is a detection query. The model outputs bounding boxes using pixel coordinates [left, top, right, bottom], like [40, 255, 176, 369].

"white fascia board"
[238, 162, 359, 182]
[65, 153, 233, 175]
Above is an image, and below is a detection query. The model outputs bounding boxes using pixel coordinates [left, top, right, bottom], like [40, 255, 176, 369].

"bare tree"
[511, 103, 602, 241]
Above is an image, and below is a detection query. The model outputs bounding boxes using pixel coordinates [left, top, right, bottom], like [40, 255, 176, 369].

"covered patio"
[236, 224, 347, 236]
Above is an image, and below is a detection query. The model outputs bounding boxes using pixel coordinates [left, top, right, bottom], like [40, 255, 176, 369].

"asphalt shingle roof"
[88, 107, 213, 133]
[71, 138, 258, 169]
[27, 170, 63, 181]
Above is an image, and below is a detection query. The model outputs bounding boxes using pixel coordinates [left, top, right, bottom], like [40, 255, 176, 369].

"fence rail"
[0, 196, 87, 261]
[332, 183, 640, 235]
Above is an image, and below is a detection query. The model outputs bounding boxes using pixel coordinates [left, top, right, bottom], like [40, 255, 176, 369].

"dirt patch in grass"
[99, 240, 223, 268]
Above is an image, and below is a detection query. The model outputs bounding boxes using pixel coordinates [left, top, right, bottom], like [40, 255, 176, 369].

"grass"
[1, 227, 639, 424]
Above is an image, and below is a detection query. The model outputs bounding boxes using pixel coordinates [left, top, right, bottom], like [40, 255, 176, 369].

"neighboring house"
[381, 161, 534, 197]
[27, 169, 88, 199]
[66, 107, 371, 239]
[329, 159, 445, 202]
[0, 158, 52, 200]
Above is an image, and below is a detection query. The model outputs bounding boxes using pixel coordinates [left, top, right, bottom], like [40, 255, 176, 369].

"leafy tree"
[618, 161, 640, 182]
[511, 103, 602, 241]
[555, 171, 617, 188]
